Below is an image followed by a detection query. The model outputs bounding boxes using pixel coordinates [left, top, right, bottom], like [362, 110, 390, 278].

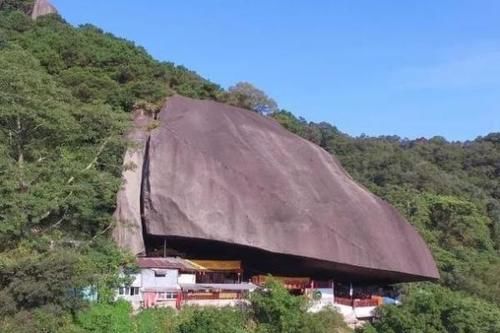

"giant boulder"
[115, 95, 439, 282]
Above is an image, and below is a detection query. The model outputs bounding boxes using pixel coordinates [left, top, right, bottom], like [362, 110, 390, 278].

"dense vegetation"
[0, 279, 349, 332]
[0, 3, 223, 330]
[0, 2, 499, 332]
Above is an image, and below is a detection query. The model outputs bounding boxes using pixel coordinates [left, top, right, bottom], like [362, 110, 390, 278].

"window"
[158, 292, 177, 300]
[118, 287, 140, 296]
[154, 270, 167, 277]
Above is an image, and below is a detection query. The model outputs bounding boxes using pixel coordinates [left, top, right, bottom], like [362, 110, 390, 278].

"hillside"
[0, 2, 499, 332]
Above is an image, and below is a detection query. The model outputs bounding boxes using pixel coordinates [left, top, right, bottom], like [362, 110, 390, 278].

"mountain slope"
[0, 2, 499, 332]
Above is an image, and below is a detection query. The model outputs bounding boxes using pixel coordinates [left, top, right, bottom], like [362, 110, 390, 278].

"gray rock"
[31, 0, 57, 19]
[115, 95, 439, 282]
[113, 110, 152, 256]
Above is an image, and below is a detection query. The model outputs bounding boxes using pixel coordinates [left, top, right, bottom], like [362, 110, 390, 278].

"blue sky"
[52, 0, 500, 141]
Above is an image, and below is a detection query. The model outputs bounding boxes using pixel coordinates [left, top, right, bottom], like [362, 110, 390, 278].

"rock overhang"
[114, 95, 440, 283]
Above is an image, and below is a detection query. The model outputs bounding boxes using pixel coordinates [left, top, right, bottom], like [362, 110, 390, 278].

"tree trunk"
[16, 115, 26, 191]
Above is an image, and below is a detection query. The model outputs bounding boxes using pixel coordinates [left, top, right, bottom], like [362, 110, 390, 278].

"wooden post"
[350, 282, 354, 308]
[332, 281, 335, 304]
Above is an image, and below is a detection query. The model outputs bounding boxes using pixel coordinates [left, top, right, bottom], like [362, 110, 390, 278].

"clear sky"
[51, 0, 500, 141]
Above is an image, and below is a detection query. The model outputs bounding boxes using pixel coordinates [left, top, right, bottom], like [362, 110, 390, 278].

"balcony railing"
[335, 297, 379, 307]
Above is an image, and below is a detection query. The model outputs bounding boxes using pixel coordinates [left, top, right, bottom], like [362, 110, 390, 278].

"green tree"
[177, 307, 249, 333]
[0, 0, 34, 14]
[361, 285, 500, 333]
[77, 301, 133, 333]
[250, 278, 348, 333]
[225, 82, 278, 114]
[0, 46, 127, 248]
[135, 307, 177, 333]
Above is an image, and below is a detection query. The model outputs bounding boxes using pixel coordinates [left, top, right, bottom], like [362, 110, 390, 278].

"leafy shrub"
[0, 305, 82, 333]
[251, 279, 349, 333]
[77, 301, 133, 333]
[177, 306, 250, 333]
[360, 285, 500, 333]
[135, 307, 177, 333]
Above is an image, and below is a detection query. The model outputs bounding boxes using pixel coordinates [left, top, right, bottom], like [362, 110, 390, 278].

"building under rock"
[113, 95, 438, 285]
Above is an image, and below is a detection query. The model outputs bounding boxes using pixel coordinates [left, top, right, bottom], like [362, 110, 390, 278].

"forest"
[0, 2, 499, 332]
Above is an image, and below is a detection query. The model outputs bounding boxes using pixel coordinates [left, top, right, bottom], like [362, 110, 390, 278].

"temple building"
[116, 257, 256, 309]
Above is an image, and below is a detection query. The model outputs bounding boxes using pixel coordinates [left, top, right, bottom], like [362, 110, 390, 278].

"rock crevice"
[112, 109, 152, 255]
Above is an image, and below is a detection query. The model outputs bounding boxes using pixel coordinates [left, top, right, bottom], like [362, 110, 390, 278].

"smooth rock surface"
[137, 96, 439, 281]
[31, 0, 57, 19]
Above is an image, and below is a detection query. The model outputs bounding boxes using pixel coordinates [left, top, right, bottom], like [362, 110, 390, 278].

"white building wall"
[141, 268, 179, 290]
[116, 268, 180, 310]
[354, 306, 377, 319]
[115, 272, 142, 308]
[308, 288, 335, 313]
[178, 273, 196, 284]
[116, 291, 142, 307]
[184, 299, 249, 307]
[130, 273, 142, 287]
[318, 288, 334, 302]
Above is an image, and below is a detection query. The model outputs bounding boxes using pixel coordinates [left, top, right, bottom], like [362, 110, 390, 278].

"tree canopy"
[225, 81, 278, 114]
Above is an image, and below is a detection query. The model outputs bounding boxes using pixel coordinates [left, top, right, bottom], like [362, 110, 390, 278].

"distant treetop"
[225, 81, 278, 115]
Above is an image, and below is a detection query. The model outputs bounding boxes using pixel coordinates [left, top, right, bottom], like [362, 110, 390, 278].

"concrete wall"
[115, 272, 142, 308]
[155, 300, 177, 309]
[309, 288, 335, 312]
[183, 299, 249, 307]
[354, 306, 376, 319]
[116, 269, 179, 310]
[116, 291, 142, 307]
[178, 273, 196, 284]
[141, 268, 179, 290]
[318, 288, 334, 302]
[130, 273, 142, 287]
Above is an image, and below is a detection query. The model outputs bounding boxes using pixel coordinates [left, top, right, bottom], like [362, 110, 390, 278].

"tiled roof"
[137, 257, 200, 271]
[187, 259, 242, 271]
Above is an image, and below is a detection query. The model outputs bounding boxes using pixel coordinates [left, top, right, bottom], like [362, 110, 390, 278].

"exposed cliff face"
[31, 0, 57, 19]
[114, 95, 439, 282]
[112, 110, 152, 256]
